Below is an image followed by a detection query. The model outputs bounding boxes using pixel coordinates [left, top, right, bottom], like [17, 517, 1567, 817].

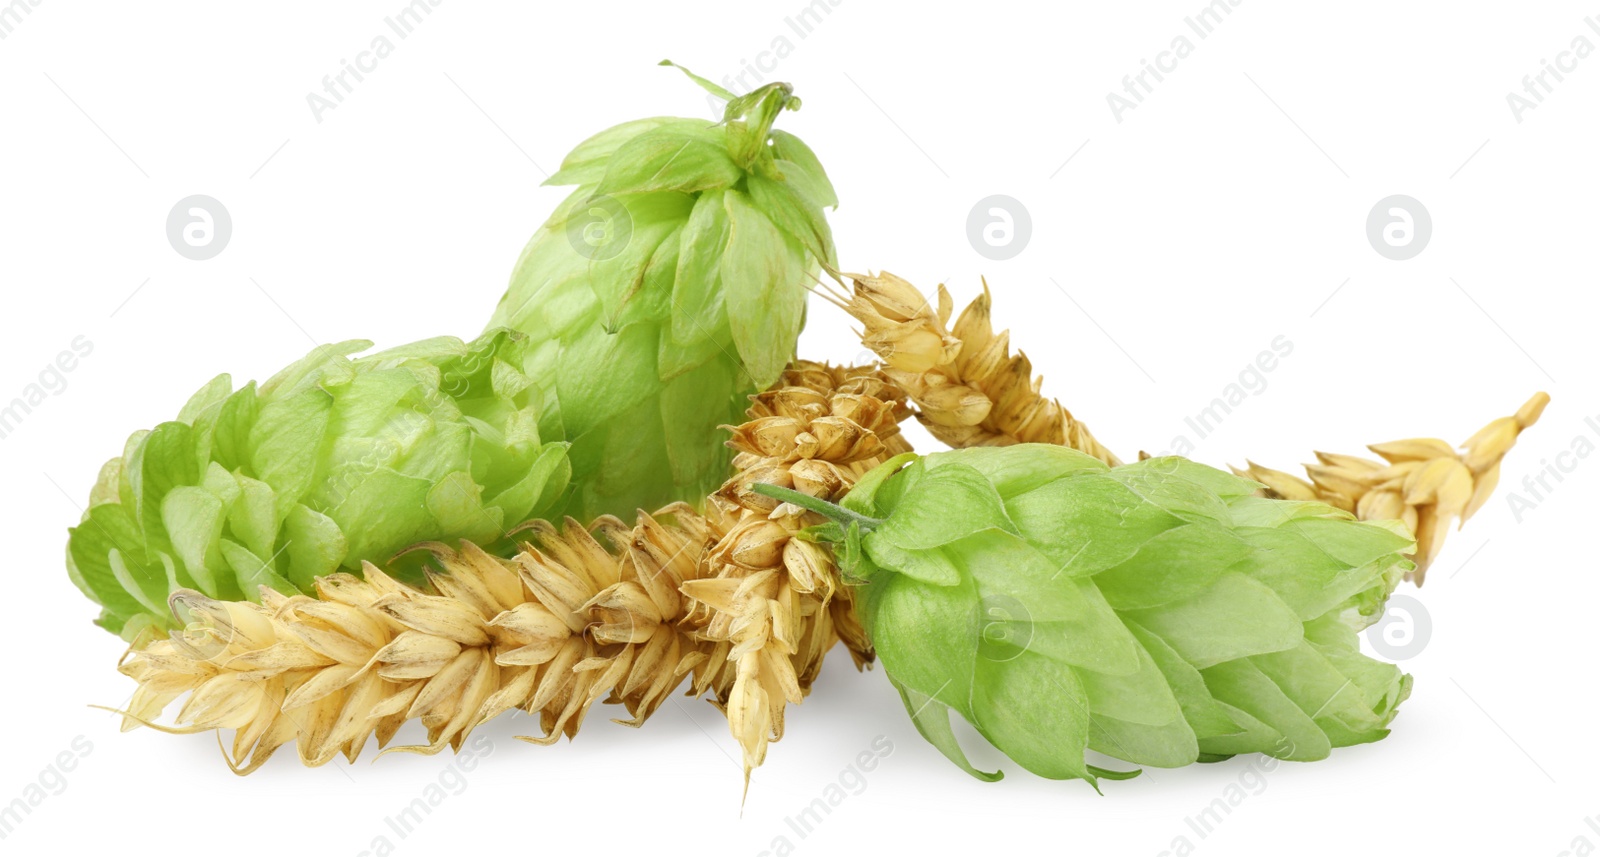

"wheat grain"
[830, 271, 1120, 464]
[683, 361, 911, 783]
[113, 509, 713, 772]
[1232, 392, 1550, 583]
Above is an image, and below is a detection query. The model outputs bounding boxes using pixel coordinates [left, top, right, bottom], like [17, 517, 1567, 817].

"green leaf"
[873, 463, 1015, 551]
[131, 422, 202, 559]
[109, 548, 167, 618]
[1286, 517, 1415, 568]
[176, 373, 233, 427]
[484, 441, 572, 527]
[1126, 573, 1303, 669]
[281, 504, 347, 591]
[327, 467, 434, 564]
[769, 130, 837, 207]
[1125, 618, 1242, 740]
[424, 471, 503, 547]
[863, 572, 981, 707]
[250, 386, 333, 507]
[586, 194, 694, 333]
[659, 358, 739, 487]
[1077, 642, 1185, 728]
[1230, 525, 1381, 621]
[547, 117, 705, 187]
[1105, 460, 1233, 525]
[991, 580, 1142, 676]
[1093, 523, 1253, 611]
[1089, 713, 1198, 769]
[745, 172, 836, 270]
[227, 473, 279, 561]
[160, 486, 226, 597]
[924, 445, 1108, 496]
[209, 382, 259, 472]
[971, 651, 1094, 783]
[721, 190, 804, 388]
[658, 60, 736, 103]
[670, 189, 732, 346]
[259, 340, 369, 398]
[891, 678, 1002, 782]
[1004, 473, 1183, 576]
[863, 537, 962, 587]
[67, 504, 149, 619]
[839, 453, 919, 518]
[1200, 659, 1333, 762]
[596, 129, 742, 196]
[221, 539, 295, 600]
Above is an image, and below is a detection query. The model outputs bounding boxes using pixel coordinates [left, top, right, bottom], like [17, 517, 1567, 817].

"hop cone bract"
[819, 446, 1414, 787]
[68, 332, 571, 643]
[487, 65, 837, 520]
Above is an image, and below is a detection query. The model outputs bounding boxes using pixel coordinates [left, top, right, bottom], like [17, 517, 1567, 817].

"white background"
[1, 1, 1596, 855]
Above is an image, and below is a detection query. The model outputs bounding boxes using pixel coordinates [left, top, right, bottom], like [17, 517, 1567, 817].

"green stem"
[749, 483, 882, 531]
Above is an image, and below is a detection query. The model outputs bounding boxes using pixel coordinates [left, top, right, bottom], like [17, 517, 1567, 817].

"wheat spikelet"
[682, 361, 912, 783]
[113, 507, 713, 772]
[112, 363, 908, 778]
[827, 271, 1121, 465]
[1232, 392, 1550, 584]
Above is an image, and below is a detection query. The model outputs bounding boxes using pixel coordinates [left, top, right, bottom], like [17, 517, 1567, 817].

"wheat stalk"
[684, 361, 912, 783]
[111, 363, 910, 777]
[1231, 392, 1550, 584]
[112, 508, 714, 772]
[825, 271, 1120, 464]
[831, 271, 1548, 585]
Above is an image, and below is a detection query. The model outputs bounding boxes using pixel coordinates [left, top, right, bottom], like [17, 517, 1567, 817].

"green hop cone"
[488, 62, 838, 520]
[67, 331, 571, 643]
[757, 446, 1414, 788]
